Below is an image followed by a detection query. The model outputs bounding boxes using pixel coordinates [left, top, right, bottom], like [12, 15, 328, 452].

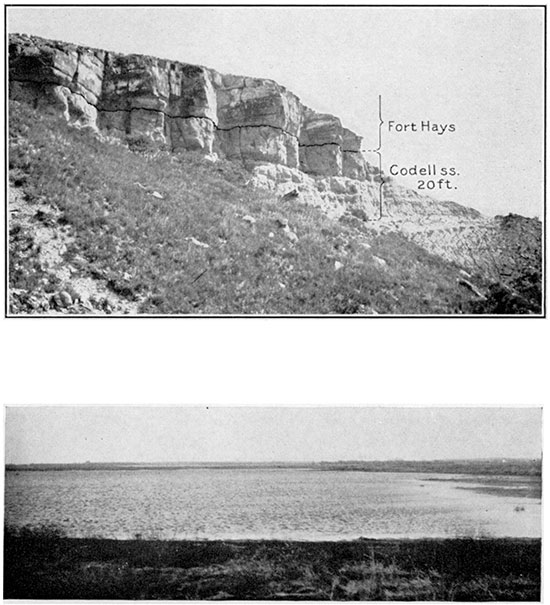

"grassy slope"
[9, 101, 485, 315]
[4, 528, 540, 600]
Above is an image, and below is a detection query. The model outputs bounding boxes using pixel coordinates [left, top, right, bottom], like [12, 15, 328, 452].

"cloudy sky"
[7, 6, 544, 218]
[4, 407, 542, 464]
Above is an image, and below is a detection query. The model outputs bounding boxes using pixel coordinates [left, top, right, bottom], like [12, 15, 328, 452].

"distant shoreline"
[5, 458, 542, 476]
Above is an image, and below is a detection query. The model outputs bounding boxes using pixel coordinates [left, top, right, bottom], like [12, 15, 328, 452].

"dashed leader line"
[364, 95, 385, 220]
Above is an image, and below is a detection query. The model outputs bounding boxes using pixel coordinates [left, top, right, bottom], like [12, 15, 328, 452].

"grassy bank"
[4, 526, 540, 600]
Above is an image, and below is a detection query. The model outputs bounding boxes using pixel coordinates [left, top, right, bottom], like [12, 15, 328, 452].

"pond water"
[4, 469, 541, 540]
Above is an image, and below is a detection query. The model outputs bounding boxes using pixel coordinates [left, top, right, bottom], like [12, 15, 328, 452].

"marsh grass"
[4, 524, 541, 600]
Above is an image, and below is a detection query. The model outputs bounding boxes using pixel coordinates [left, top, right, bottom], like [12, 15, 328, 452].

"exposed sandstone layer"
[249, 163, 481, 222]
[248, 161, 541, 282]
[9, 33, 369, 179]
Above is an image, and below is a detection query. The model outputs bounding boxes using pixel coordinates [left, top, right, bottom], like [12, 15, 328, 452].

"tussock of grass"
[10, 101, 491, 314]
[4, 525, 541, 600]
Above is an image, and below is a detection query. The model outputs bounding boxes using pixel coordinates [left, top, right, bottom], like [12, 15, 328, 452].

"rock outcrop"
[6, 33, 484, 223]
[8, 33, 370, 180]
[249, 162, 481, 223]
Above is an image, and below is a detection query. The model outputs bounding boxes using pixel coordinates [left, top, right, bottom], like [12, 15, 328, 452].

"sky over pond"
[7, 6, 544, 218]
[5, 407, 541, 464]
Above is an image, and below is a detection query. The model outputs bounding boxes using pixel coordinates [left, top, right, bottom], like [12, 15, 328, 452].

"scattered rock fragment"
[350, 208, 369, 221]
[188, 237, 209, 249]
[58, 291, 72, 307]
[372, 256, 387, 268]
[334, 261, 344, 271]
[242, 215, 256, 225]
[284, 230, 298, 244]
[457, 278, 486, 300]
[135, 183, 164, 199]
[280, 189, 299, 202]
[274, 216, 297, 242]
[275, 217, 289, 229]
[211, 592, 234, 601]
[81, 299, 94, 312]
[102, 298, 115, 313]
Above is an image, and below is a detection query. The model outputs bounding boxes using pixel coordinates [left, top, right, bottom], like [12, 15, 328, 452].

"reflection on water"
[4, 469, 541, 540]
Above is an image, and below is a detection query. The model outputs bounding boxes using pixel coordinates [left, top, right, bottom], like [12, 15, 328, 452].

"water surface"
[4, 469, 540, 540]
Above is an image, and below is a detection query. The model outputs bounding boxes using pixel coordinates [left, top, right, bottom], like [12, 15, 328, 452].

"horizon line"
[5, 456, 541, 466]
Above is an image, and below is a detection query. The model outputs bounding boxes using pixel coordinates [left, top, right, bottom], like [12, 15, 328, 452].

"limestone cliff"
[8, 33, 367, 180]
[8, 33, 485, 224]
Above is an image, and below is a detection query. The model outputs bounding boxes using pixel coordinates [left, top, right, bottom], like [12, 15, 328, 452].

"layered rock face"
[8, 33, 479, 221]
[9, 33, 369, 179]
[212, 72, 301, 167]
[9, 35, 104, 130]
[99, 54, 218, 153]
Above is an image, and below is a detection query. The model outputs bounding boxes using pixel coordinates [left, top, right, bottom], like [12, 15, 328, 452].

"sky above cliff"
[5, 407, 541, 464]
[7, 6, 544, 218]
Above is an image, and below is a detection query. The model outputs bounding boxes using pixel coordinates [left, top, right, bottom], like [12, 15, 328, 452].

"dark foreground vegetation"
[9, 101, 540, 315]
[4, 526, 540, 600]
